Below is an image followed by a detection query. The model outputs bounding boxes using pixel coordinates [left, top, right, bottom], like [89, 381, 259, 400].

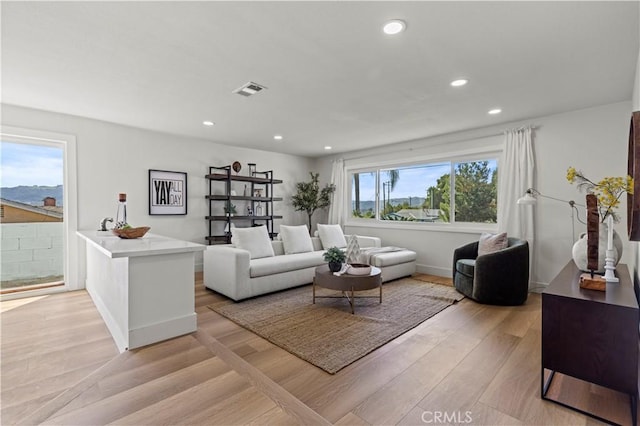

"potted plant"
[291, 172, 336, 234]
[323, 246, 346, 272]
[224, 202, 237, 216]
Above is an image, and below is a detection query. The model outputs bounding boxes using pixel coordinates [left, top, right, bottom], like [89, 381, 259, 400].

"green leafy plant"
[291, 172, 336, 231]
[224, 202, 237, 215]
[322, 247, 346, 263]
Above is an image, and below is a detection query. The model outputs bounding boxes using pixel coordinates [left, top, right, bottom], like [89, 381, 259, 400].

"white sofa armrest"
[203, 245, 250, 301]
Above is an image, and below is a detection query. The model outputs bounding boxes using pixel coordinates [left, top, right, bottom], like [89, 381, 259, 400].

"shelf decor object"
[205, 165, 282, 244]
[149, 169, 187, 215]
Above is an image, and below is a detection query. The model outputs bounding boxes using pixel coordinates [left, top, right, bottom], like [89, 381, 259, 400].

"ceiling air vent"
[233, 81, 267, 97]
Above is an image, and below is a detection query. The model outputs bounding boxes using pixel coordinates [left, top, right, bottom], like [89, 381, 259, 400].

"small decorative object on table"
[113, 226, 150, 239]
[345, 263, 371, 275]
[323, 246, 346, 273]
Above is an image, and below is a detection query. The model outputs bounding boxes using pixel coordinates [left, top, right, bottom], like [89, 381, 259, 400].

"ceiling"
[2, 2, 638, 158]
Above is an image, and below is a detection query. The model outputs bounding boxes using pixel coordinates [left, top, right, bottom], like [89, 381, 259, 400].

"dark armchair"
[452, 237, 530, 305]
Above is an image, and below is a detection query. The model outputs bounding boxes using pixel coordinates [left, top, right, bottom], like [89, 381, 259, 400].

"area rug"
[207, 277, 464, 374]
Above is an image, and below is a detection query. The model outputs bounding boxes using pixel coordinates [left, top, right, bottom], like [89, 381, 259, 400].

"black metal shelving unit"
[205, 165, 283, 244]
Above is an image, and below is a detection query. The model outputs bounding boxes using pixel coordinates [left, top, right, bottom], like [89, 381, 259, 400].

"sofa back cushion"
[279, 225, 314, 254]
[231, 225, 275, 259]
[271, 237, 322, 256]
[317, 223, 347, 249]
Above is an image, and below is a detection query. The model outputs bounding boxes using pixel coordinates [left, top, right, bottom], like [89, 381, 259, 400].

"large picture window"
[350, 157, 498, 226]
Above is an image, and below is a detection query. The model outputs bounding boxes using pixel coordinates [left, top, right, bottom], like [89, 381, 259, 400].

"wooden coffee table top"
[314, 264, 382, 292]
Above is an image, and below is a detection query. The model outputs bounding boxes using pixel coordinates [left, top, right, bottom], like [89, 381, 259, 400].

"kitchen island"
[77, 230, 205, 352]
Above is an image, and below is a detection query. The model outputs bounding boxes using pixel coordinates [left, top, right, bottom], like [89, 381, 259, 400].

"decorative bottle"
[115, 193, 128, 229]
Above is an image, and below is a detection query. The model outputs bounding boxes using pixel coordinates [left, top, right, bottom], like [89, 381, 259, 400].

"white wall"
[315, 101, 632, 286]
[1, 104, 314, 282]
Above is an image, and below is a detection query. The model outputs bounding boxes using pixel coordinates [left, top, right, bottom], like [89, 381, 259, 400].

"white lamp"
[517, 189, 538, 205]
[517, 188, 584, 241]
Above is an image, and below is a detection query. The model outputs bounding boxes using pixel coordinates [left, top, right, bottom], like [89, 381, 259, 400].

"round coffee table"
[313, 264, 382, 314]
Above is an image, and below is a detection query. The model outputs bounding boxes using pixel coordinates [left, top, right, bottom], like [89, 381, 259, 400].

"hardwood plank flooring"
[1, 273, 635, 425]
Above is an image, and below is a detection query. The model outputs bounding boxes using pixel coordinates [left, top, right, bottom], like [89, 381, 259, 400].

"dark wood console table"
[542, 261, 638, 426]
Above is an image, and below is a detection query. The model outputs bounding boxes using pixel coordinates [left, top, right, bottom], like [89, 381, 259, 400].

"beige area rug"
[208, 277, 464, 374]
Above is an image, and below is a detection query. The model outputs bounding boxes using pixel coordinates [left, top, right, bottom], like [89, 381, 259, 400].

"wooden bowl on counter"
[112, 226, 151, 239]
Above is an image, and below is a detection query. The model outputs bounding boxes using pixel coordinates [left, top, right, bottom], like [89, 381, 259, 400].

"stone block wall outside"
[1, 223, 64, 283]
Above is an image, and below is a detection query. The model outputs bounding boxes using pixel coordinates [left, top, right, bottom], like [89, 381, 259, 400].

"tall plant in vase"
[291, 172, 335, 234]
[566, 167, 633, 272]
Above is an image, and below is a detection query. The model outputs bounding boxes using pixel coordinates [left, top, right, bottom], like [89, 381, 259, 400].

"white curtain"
[327, 158, 345, 226]
[498, 127, 534, 242]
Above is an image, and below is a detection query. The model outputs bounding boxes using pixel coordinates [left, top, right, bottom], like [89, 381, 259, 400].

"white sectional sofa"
[203, 233, 417, 301]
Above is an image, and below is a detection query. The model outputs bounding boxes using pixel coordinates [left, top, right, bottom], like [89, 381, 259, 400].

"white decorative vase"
[571, 222, 623, 273]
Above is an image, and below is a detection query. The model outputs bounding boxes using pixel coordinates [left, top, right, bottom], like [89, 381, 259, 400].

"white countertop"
[77, 230, 205, 258]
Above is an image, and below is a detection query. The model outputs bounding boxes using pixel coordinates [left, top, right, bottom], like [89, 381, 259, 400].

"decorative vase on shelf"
[328, 261, 342, 273]
[571, 222, 623, 273]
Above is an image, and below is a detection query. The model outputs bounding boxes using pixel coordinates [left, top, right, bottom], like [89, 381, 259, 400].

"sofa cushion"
[369, 250, 417, 267]
[280, 225, 314, 254]
[231, 226, 274, 259]
[317, 224, 347, 249]
[250, 251, 325, 278]
[478, 232, 508, 256]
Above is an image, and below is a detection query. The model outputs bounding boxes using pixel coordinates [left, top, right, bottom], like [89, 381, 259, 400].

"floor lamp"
[517, 188, 585, 242]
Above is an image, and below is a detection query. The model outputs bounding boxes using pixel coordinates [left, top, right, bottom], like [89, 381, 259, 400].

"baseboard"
[416, 263, 452, 278]
[129, 314, 197, 350]
[529, 281, 549, 293]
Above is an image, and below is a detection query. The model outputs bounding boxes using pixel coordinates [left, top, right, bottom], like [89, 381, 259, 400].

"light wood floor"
[1, 273, 636, 425]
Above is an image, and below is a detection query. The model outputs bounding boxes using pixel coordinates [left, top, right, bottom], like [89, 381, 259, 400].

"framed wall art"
[149, 169, 187, 215]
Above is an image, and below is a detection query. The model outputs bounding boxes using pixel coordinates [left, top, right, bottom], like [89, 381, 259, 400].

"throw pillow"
[317, 223, 347, 249]
[345, 234, 361, 264]
[478, 232, 508, 256]
[231, 226, 275, 259]
[279, 225, 314, 254]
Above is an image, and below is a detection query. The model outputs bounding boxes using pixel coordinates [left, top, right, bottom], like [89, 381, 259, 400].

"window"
[349, 157, 498, 227]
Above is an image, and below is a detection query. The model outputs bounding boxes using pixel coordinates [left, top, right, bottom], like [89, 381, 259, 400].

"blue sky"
[353, 160, 498, 201]
[1, 141, 63, 187]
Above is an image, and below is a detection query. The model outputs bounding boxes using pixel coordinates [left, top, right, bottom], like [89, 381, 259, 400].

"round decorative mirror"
[629, 111, 640, 241]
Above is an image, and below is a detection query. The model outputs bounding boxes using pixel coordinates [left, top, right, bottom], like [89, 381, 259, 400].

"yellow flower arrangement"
[566, 166, 633, 223]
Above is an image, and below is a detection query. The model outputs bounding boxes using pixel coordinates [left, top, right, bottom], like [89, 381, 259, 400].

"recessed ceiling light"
[488, 108, 502, 115]
[273, 135, 283, 141]
[203, 121, 214, 126]
[450, 79, 468, 87]
[383, 19, 406, 35]
[324, 146, 332, 150]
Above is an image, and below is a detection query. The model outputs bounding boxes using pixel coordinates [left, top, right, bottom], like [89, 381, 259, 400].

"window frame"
[345, 146, 502, 233]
